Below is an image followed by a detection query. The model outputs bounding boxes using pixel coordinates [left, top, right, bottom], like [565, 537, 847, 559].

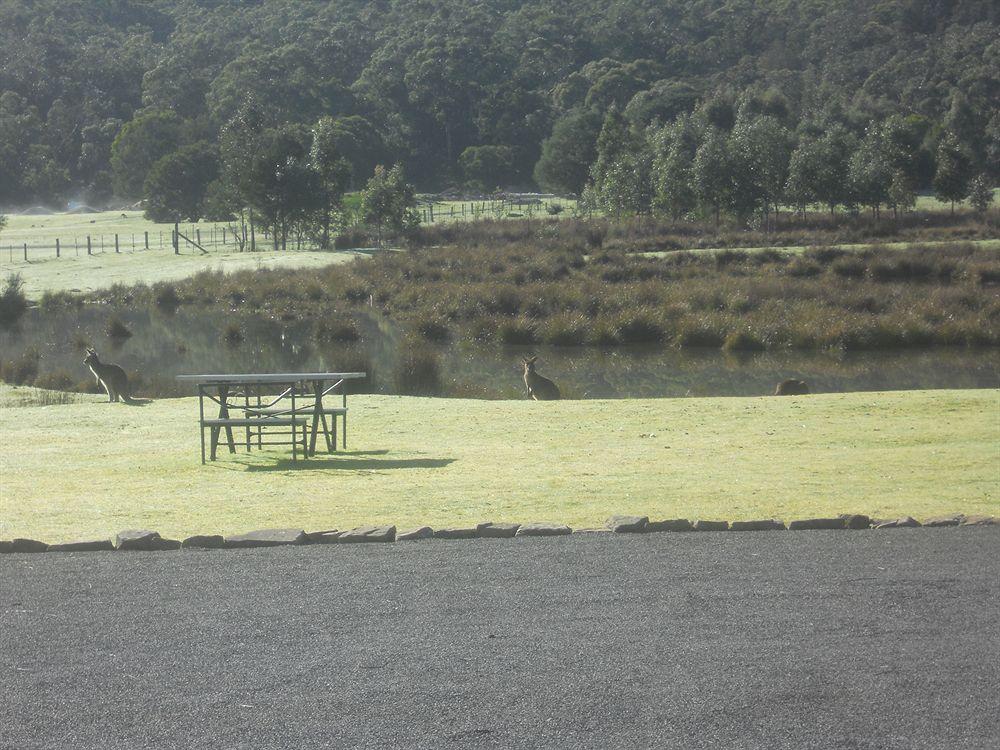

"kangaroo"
[83, 349, 135, 403]
[523, 356, 561, 401]
[774, 378, 810, 396]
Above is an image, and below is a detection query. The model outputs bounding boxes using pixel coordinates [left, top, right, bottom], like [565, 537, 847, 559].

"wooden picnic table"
[176, 372, 366, 463]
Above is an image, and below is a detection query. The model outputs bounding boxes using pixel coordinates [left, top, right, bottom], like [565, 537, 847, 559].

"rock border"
[1, 514, 994, 554]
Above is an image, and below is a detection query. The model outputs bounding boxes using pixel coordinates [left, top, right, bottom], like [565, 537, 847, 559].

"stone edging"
[1, 514, 996, 554]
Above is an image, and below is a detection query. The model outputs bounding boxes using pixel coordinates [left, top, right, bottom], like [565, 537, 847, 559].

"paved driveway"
[2, 529, 998, 749]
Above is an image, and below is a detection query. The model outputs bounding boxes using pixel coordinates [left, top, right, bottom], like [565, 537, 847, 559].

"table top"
[176, 372, 366, 384]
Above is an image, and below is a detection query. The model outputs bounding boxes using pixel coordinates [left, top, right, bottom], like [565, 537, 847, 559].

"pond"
[2, 306, 998, 399]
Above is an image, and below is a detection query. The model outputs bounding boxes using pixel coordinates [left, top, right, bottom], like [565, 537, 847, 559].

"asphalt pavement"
[2, 529, 998, 749]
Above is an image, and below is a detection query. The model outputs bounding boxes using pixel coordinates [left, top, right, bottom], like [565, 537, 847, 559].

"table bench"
[201, 416, 309, 462]
[177, 372, 366, 464]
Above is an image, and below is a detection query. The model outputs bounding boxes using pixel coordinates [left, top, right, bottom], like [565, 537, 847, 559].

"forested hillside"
[0, 0, 996, 207]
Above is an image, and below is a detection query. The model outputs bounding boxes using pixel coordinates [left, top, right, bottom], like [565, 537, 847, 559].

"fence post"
[429, 205, 434, 222]
[56, 238, 60, 258]
[196, 228, 201, 246]
[23, 243, 28, 261]
[223, 227, 227, 245]
[115, 234, 119, 253]
[87, 236, 92, 255]
[173, 223, 179, 254]
[144, 231, 149, 250]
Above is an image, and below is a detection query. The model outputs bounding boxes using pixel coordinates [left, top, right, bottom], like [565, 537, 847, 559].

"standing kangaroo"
[83, 349, 135, 403]
[523, 357, 561, 401]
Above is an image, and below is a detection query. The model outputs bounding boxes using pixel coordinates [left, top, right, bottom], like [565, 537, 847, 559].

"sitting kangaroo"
[523, 356, 561, 401]
[83, 348, 135, 403]
[774, 378, 810, 396]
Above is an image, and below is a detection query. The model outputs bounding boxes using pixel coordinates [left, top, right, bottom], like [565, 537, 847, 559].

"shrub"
[1, 350, 40, 385]
[675, 322, 725, 348]
[316, 319, 361, 342]
[613, 314, 665, 344]
[497, 318, 538, 345]
[540, 314, 588, 346]
[105, 316, 132, 339]
[394, 346, 442, 396]
[0, 273, 28, 326]
[222, 323, 243, 346]
[153, 283, 181, 310]
[416, 317, 451, 342]
[722, 329, 766, 352]
[34, 370, 76, 391]
[830, 257, 867, 279]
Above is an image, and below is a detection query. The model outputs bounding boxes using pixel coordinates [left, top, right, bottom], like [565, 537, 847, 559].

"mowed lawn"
[0, 385, 996, 543]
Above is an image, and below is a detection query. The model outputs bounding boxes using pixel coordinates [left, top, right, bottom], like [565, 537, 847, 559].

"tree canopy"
[0, 0, 995, 206]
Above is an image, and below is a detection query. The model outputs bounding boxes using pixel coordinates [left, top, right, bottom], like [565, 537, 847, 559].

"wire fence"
[0, 197, 574, 264]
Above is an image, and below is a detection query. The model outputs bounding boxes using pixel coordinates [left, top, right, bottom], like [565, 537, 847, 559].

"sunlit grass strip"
[0, 385, 995, 543]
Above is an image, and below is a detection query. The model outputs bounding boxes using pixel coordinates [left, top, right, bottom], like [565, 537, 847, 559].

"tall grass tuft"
[0, 273, 28, 326]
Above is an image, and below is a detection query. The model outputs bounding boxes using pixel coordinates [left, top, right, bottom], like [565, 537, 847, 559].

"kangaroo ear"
[528, 356, 537, 364]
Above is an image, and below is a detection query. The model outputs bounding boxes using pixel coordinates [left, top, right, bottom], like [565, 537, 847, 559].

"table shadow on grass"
[234, 451, 457, 473]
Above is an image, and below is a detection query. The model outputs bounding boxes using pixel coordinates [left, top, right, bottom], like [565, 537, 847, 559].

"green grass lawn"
[1, 385, 995, 543]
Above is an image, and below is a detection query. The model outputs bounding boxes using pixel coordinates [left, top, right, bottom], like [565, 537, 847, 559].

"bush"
[722, 329, 766, 352]
[222, 323, 243, 346]
[394, 346, 442, 396]
[613, 314, 665, 344]
[316, 319, 361, 342]
[153, 283, 182, 310]
[105, 316, 132, 339]
[675, 322, 725, 348]
[1, 350, 40, 385]
[34, 370, 76, 391]
[497, 319, 538, 345]
[416, 318, 451, 342]
[0, 273, 28, 326]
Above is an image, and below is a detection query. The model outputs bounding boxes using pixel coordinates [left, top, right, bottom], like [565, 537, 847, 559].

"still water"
[2, 306, 998, 399]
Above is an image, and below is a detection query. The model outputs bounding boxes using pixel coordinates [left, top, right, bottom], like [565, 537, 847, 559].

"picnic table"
[176, 372, 366, 464]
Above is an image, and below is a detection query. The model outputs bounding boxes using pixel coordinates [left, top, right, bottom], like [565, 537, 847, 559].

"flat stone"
[606, 515, 648, 533]
[572, 528, 612, 534]
[874, 517, 921, 529]
[304, 529, 339, 543]
[182, 534, 225, 549]
[47, 539, 115, 552]
[788, 518, 846, 531]
[433, 527, 479, 540]
[114, 529, 162, 551]
[841, 514, 872, 530]
[0, 541, 12, 553]
[730, 519, 786, 531]
[224, 528, 307, 548]
[515, 523, 572, 537]
[923, 514, 964, 527]
[694, 520, 729, 532]
[151, 538, 182, 551]
[396, 526, 434, 541]
[10, 538, 48, 553]
[477, 523, 521, 538]
[647, 519, 693, 532]
[335, 525, 396, 543]
[960, 515, 997, 526]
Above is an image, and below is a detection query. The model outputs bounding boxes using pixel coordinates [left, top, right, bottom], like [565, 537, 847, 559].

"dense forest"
[0, 0, 996, 209]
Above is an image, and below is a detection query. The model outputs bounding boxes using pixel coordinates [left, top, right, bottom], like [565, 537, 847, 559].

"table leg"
[216, 384, 236, 454]
[310, 381, 322, 456]
[199, 386, 206, 464]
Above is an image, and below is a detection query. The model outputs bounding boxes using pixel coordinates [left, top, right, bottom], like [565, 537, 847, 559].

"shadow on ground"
[236, 450, 456, 472]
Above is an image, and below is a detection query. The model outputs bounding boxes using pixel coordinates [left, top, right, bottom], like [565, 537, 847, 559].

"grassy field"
[0, 245, 366, 300]
[0, 385, 995, 543]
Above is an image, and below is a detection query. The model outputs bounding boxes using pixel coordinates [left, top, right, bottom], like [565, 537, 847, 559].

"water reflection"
[2, 306, 997, 399]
